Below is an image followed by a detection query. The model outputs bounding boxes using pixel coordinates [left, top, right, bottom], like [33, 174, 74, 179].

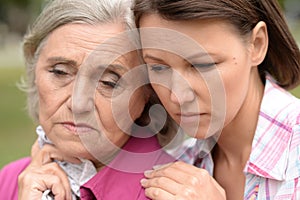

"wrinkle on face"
[35, 23, 146, 164]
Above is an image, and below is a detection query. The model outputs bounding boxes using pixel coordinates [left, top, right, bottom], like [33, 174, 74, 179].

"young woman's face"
[35, 23, 146, 167]
[139, 14, 256, 139]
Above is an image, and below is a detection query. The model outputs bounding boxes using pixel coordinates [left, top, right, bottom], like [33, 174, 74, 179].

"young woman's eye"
[193, 63, 216, 68]
[149, 64, 169, 72]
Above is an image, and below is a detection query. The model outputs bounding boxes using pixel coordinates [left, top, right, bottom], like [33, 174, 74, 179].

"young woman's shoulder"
[262, 76, 300, 124]
[0, 157, 31, 200]
[285, 95, 300, 180]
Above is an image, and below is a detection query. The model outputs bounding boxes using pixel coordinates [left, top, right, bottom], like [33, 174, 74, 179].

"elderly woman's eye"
[98, 78, 122, 98]
[98, 72, 120, 89]
[48, 68, 68, 76]
[99, 80, 119, 88]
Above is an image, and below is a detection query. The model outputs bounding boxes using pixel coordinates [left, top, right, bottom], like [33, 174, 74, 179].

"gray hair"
[21, 0, 136, 121]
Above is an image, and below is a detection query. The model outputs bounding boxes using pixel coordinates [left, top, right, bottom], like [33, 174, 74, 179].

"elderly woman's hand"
[141, 161, 226, 200]
[18, 144, 81, 200]
[30, 139, 40, 158]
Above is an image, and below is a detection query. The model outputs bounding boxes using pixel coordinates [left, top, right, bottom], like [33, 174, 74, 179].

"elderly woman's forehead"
[82, 51, 141, 75]
[41, 23, 138, 61]
[48, 23, 127, 44]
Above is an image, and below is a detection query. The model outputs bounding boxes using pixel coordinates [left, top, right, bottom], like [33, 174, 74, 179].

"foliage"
[278, 0, 286, 9]
[0, 68, 36, 168]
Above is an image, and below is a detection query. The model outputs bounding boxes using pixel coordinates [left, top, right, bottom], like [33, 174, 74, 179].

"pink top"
[0, 135, 175, 200]
[0, 157, 31, 200]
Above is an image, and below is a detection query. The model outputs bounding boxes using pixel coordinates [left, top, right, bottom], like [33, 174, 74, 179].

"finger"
[141, 175, 201, 199]
[19, 163, 72, 200]
[145, 163, 207, 187]
[152, 162, 173, 170]
[30, 144, 59, 166]
[31, 139, 40, 157]
[167, 161, 201, 174]
[144, 187, 175, 200]
[141, 175, 211, 200]
[147, 161, 199, 178]
[42, 144, 82, 164]
[40, 162, 72, 199]
[19, 172, 71, 200]
[144, 162, 225, 199]
[41, 174, 70, 200]
[31, 144, 81, 166]
[141, 176, 180, 195]
[18, 171, 43, 200]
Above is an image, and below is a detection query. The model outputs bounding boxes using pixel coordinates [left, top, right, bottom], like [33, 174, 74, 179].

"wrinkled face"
[139, 14, 254, 139]
[35, 23, 147, 167]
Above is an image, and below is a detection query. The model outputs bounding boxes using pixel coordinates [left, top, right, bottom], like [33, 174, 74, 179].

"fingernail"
[140, 178, 148, 186]
[153, 162, 171, 170]
[144, 170, 153, 177]
[153, 164, 162, 170]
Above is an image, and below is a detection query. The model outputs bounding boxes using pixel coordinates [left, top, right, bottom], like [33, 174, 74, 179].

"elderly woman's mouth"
[62, 122, 95, 134]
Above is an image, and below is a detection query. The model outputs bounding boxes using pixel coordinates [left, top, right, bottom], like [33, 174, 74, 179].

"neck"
[214, 70, 264, 167]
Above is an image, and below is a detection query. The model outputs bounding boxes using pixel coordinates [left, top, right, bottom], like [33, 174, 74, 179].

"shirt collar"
[81, 133, 175, 199]
[244, 76, 295, 180]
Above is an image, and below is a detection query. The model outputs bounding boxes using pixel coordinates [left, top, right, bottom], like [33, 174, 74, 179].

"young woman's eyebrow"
[185, 52, 215, 60]
[143, 54, 164, 62]
[143, 52, 215, 62]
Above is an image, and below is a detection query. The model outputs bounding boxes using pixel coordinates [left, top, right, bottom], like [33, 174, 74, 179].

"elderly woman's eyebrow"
[46, 56, 78, 66]
[97, 64, 128, 74]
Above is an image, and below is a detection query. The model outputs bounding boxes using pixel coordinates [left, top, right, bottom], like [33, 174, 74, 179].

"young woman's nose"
[170, 71, 195, 105]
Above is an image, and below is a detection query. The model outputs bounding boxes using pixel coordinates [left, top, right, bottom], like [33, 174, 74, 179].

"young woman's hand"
[18, 143, 81, 200]
[141, 161, 226, 200]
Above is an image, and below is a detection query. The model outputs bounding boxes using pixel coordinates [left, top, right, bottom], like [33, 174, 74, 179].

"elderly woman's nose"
[67, 76, 95, 114]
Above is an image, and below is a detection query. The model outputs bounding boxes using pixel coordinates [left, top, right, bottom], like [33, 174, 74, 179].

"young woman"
[0, 0, 176, 199]
[134, 0, 300, 199]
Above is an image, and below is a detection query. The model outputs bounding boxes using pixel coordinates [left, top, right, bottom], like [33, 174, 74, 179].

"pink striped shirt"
[177, 76, 300, 199]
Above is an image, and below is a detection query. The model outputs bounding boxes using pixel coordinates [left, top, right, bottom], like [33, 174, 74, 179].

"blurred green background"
[0, 0, 300, 168]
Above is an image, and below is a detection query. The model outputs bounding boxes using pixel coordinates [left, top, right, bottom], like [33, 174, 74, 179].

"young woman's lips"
[62, 122, 94, 134]
[176, 113, 202, 124]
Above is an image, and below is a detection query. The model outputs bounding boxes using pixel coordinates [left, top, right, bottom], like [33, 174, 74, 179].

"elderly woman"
[0, 0, 176, 199]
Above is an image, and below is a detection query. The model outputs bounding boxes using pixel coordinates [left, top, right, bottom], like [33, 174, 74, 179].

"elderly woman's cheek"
[129, 89, 147, 120]
[36, 76, 71, 122]
[103, 88, 146, 134]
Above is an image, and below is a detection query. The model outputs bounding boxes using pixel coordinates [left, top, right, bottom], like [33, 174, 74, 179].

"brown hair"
[133, 0, 300, 89]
